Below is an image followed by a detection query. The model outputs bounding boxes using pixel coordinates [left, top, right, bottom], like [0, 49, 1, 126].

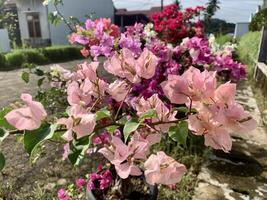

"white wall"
[0, 29, 10, 52]
[48, 0, 114, 45]
[16, 0, 50, 40]
[234, 22, 249, 38]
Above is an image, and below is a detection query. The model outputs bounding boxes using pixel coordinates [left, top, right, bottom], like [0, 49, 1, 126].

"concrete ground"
[0, 59, 84, 107]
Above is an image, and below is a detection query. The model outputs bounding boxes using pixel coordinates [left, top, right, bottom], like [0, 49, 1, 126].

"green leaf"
[21, 71, 29, 83]
[24, 124, 57, 157]
[0, 128, 9, 143]
[173, 107, 189, 113]
[173, 107, 198, 114]
[106, 125, 119, 133]
[0, 107, 15, 130]
[48, 12, 62, 26]
[38, 77, 45, 87]
[96, 107, 111, 121]
[168, 121, 188, 146]
[34, 68, 45, 76]
[123, 119, 140, 142]
[0, 152, 5, 171]
[68, 135, 93, 166]
[139, 109, 157, 122]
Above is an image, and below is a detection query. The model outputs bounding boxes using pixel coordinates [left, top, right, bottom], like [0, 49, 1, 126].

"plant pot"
[87, 190, 96, 200]
[86, 184, 158, 200]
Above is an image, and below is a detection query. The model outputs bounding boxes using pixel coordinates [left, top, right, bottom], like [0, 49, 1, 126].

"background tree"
[204, 0, 221, 33]
[205, 0, 220, 21]
[249, 7, 267, 31]
[0, 0, 21, 46]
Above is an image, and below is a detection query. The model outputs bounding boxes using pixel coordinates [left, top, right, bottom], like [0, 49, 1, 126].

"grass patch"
[236, 31, 261, 76]
[215, 34, 233, 46]
[249, 79, 267, 132]
[236, 31, 267, 131]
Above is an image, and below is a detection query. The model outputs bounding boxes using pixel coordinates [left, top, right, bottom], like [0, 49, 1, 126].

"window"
[27, 13, 41, 38]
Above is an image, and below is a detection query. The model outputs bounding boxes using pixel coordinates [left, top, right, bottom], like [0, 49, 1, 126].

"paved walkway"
[194, 81, 267, 200]
[0, 59, 84, 107]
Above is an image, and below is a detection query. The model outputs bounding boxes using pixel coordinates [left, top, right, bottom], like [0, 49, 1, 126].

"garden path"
[0, 59, 84, 107]
[194, 81, 267, 200]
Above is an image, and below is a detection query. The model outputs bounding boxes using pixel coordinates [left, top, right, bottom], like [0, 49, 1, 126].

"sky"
[112, 0, 263, 23]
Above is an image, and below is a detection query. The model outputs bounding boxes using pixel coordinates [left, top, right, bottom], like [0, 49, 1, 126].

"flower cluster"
[87, 167, 113, 191]
[1, 4, 256, 199]
[161, 67, 257, 152]
[151, 4, 205, 44]
[69, 18, 120, 59]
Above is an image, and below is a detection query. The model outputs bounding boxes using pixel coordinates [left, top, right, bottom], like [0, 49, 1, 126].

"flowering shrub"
[0, 4, 256, 199]
[151, 4, 205, 44]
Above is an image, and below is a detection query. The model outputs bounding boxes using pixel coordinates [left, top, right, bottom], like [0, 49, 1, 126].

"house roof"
[4, 0, 16, 5]
[115, 6, 161, 18]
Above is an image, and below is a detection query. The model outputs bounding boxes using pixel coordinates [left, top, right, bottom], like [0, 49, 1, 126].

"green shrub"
[6, 51, 26, 68]
[215, 34, 233, 45]
[21, 49, 48, 64]
[2, 45, 83, 70]
[41, 45, 82, 63]
[237, 31, 261, 75]
[249, 7, 267, 31]
[0, 54, 7, 68]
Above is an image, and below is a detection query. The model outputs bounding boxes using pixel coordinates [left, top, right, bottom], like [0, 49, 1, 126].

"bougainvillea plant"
[151, 4, 205, 44]
[0, 3, 256, 200]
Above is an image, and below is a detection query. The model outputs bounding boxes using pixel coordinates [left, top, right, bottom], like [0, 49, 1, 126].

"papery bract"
[136, 48, 159, 79]
[188, 114, 232, 152]
[135, 94, 177, 132]
[107, 80, 130, 102]
[5, 93, 47, 130]
[58, 106, 96, 141]
[144, 151, 187, 186]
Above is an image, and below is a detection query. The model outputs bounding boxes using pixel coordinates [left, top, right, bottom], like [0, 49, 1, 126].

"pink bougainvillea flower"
[82, 78, 108, 99]
[5, 93, 47, 130]
[214, 82, 236, 105]
[129, 131, 161, 159]
[161, 67, 217, 105]
[76, 62, 99, 81]
[99, 136, 130, 165]
[98, 136, 142, 179]
[67, 81, 91, 106]
[188, 114, 232, 152]
[104, 48, 158, 83]
[57, 188, 71, 200]
[161, 74, 190, 104]
[104, 48, 140, 83]
[212, 82, 257, 133]
[120, 48, 140, 83]
[75, 178, 86, 188]
[136, 48, 159, 79]
[57, 106, 96, 141]
[135, 94, 177, 132]
[103, 52, 124, 78]
[62, 143, 70, 161]
[80, 48, 90, 57]
[67, 62, 108, 105]
[144, 151, 186, 186]
[115, 162, 142, 179]
[99, 169, 113, 190]
[183, 67, 216, 102]
[213, 102, 257, 134]
[107, 80, 130, 102]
